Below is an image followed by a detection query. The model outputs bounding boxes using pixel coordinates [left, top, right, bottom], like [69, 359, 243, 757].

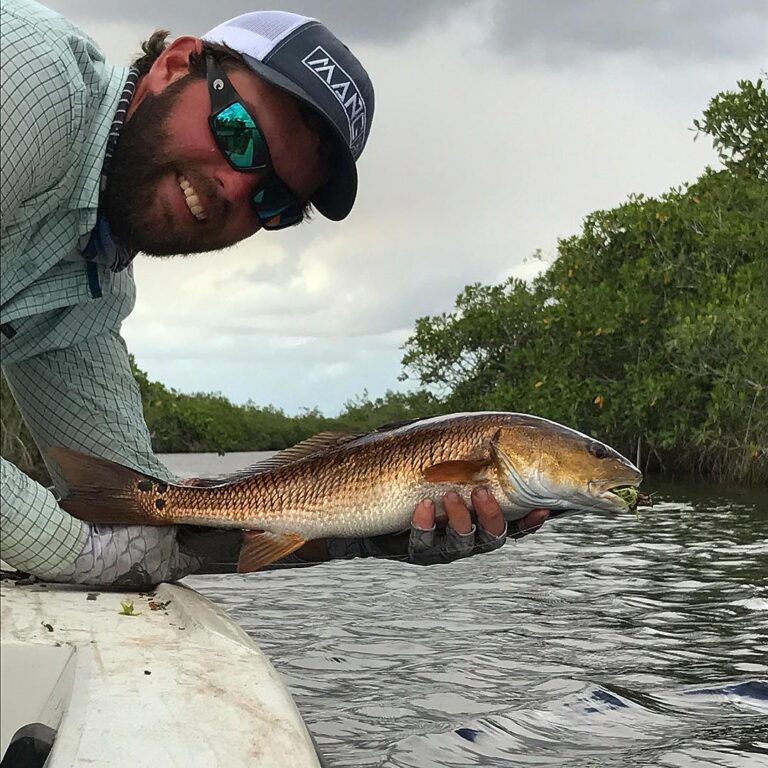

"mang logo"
[302, 46, 367, 158]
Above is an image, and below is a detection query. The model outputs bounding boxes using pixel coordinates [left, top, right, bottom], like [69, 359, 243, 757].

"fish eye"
[589, 442, 609, 459]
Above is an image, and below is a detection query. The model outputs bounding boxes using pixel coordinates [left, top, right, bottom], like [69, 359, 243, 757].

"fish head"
[490, 419, 643, 513]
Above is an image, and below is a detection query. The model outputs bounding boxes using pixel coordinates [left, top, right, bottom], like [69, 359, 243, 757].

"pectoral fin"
[423, 459, 492, 484]
[237, 532, 307, 573]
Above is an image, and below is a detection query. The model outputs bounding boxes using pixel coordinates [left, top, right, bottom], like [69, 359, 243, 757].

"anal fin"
[237, 532, 307, 573]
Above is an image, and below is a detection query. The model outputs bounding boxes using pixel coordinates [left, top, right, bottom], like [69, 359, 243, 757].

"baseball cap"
[202, 11, 374, 221]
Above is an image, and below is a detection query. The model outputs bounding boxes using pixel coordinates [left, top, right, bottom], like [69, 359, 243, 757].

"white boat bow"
[1, 574, 324, 767]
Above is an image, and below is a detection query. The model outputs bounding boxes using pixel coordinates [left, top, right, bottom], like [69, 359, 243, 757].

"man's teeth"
[178, 175, 207, 221]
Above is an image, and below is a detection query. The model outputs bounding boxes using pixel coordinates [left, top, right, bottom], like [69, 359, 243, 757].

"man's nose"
[216, 164, 264, 205]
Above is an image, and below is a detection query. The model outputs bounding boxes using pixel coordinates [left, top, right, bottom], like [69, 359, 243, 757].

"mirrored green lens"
[212, 102, 267, 169]
[252, 179, 302, 229]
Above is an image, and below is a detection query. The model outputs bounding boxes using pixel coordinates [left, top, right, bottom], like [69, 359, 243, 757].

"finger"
[412, 498, 437, 530]
[509, 509, 550, 539]
[443, 525, 476, 559]
[471, 487, 506, 537]
[410, 500, 437, 554]
[443, 492, 473, 535]
[522, 508, 550, 533]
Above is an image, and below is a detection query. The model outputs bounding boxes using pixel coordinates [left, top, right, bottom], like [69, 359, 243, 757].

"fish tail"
[49, 447, 172, 525]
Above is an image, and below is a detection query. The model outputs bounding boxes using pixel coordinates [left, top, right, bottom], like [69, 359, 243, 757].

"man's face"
[104, 59, 329, 256]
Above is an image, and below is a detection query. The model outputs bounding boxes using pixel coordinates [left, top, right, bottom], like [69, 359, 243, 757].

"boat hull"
[1, 575, 322, 767]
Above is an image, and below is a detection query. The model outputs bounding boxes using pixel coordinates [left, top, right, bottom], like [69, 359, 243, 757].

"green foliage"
[0, 372, 52, 485]
[402, 79, 768, 483]
[128, 356, 440, 453]
[336, 389, 444, 432]
[129, 355, 337, 453]
[693, 77, 767, 181]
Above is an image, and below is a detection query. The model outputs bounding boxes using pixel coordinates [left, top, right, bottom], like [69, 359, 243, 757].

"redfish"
[51, 412, 643, 572]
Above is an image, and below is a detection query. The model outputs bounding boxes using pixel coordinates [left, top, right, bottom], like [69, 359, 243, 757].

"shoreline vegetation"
[2, 80, 765, 487]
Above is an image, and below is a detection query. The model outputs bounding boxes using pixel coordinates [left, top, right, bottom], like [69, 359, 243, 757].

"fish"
[50, 412, 644, 573]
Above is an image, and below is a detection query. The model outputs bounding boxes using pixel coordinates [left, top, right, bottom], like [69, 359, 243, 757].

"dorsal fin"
[373, 416, 431, 433]
[180, 431, 366, 487]
[266, 431, 366, 465]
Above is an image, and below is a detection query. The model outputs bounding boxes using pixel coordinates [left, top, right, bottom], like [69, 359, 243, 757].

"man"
[0, 0, 548, 586]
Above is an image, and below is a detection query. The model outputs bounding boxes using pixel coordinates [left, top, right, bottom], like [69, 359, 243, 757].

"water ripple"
[179, 472, 768, 768]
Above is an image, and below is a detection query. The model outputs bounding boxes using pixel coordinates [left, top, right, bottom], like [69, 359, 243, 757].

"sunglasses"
[206, 55, 304, 230]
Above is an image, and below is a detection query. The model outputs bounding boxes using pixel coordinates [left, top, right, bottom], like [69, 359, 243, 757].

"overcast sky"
[45, 0, 767, 415]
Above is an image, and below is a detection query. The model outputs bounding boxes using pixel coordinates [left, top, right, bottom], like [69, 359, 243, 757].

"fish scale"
[169, 424, 493, 536]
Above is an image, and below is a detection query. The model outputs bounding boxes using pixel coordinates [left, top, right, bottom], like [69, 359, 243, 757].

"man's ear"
[143, 36, 204, 93]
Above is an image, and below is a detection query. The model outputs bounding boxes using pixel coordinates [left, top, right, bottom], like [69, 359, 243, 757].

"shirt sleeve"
[0, 2, 81, 226]
[0, 330, 196, 584]
[0, 456, 87, 578]
[3, 330, 170, 483]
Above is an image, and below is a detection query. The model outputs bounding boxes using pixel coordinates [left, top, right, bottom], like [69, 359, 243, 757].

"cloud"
[41, 0, 464, 44]
[488, 0, 768, 65]
[46, 0, 768, 65]
[35, 0, 764, 414]
[125, 302, 412, 413]
[121, 17, 741, 410]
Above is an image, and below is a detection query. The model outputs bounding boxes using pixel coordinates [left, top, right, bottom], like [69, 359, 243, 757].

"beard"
[103, 77, 235, 257]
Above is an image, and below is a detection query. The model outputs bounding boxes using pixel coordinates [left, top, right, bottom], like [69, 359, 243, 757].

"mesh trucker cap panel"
[202, 11, 315, 60]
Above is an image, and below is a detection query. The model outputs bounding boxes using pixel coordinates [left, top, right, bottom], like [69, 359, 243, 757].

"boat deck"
[1, 575, 321, 767]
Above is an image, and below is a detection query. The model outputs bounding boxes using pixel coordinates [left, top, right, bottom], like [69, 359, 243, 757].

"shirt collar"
[80, 67, 141, 273]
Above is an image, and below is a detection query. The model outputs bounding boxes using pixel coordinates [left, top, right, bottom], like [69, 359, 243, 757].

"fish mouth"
[593, 481, 644, 510]
[588, 478, 640, 509]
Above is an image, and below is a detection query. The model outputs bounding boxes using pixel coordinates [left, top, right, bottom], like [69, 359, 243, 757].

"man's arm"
[1, 330, 206, 586]
[0, 2, 196, 585]
[0, 456, 87, 578]
[0, 0, 83, 227]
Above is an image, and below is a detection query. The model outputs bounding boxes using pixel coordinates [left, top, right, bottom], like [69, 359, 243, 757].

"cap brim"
[242, 54, 358, 221]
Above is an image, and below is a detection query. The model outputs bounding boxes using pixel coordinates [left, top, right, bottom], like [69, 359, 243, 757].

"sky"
[44, 0, 768, 415]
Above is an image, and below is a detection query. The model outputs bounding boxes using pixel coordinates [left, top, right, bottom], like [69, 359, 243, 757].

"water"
[161, 452, 768, 768]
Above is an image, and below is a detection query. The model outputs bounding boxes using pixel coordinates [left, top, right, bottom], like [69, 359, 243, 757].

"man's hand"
[318, 488, 550, 565]
[413, 487, 549, 538]
[406, 488, 550, 564]
[50, 522, 212, 587]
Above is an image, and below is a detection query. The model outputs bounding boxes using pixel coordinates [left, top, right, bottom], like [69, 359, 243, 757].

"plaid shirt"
[1, 0, 173, 579]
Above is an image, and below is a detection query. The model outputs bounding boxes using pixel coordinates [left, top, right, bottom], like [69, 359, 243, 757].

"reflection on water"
[161, 453, 768, 768]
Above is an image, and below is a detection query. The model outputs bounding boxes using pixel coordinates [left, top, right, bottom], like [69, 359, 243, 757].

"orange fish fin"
[374, 416, 429, 432]
[266, 432, 366, 464]
[49, 446, 173, 525]
[215, 432, 368, 482]
[174, 432, 369, 488]
[237, 532, 307, 573]
[423, 459, 493, 484]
